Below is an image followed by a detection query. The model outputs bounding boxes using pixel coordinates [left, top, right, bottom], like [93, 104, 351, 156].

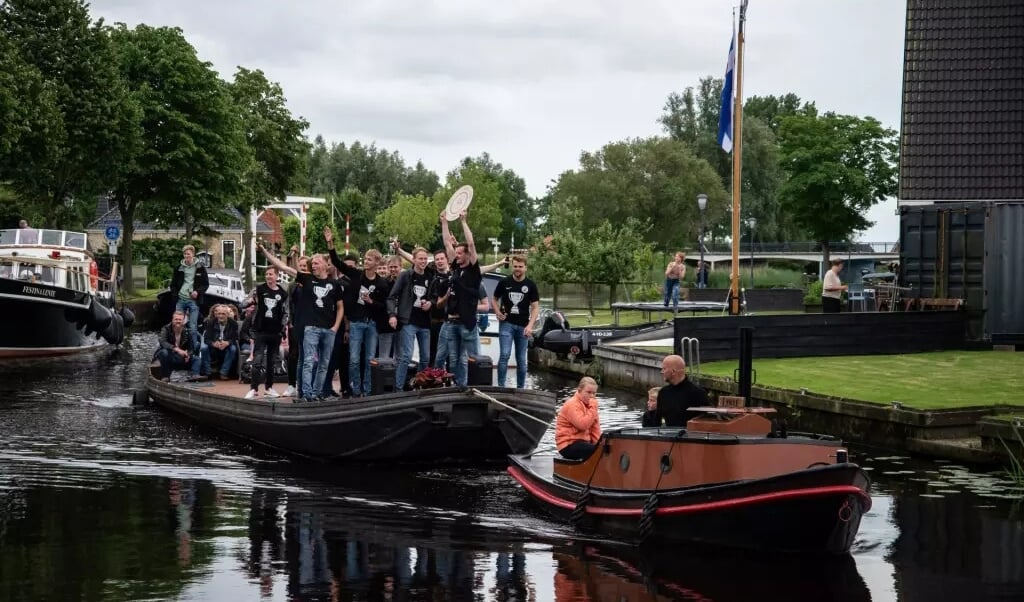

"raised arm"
[259, 244, 297, 277]
[391, 239, 414, 264]
[323, 226, 360, 278]
[459, 211, 477, 265]
[440, 212, 455, 261]
[480, 258, 506, 274]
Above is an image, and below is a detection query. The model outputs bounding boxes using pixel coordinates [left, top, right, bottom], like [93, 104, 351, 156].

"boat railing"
[0, 228, 88, 250]
[0, 256, 94, 294]
[680, 336, 701, 375]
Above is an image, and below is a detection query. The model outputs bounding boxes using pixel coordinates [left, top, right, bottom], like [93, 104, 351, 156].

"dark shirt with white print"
[253, 283, 288, 335]
[495, 276, 540, 328]
[295, 272, 342, 329]
[447, 260, 482, 330]
[408, 270, 433, 328]
[327, 249, 387, 322]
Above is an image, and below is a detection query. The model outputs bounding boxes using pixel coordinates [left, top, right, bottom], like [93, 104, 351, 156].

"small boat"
[138, 365, 557, 463]
[507, 402, 872, 555]
[531, 310, 670, 359]
[0, 227, 126, 358]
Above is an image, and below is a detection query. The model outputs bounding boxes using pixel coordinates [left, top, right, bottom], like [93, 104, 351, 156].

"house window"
[222, 240, 235, 270]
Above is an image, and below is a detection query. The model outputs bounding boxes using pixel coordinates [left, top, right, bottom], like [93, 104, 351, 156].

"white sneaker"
[244, 389, 257, 400]
[265, 388, 280, 398]
[282, 385, 297, 397]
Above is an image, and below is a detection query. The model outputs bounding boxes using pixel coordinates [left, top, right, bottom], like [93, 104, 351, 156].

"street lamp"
[696, 193, 708, 289]
[746, 217, 757, 288]
[366, 223, 375, 252]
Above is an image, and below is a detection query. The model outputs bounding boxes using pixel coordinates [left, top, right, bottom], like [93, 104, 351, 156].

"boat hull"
[0, 279, 108, 357]
[146, 376, 556, 463]
[508, 440, 871, 554]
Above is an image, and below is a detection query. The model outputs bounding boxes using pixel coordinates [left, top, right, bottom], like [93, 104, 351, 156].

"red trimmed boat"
[507, 401, 872, 555]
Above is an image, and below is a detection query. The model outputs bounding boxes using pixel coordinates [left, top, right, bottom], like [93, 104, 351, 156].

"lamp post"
[696, 193, 707, 288]
[746, 217, 757, 288]
[366, 222, 375, 253]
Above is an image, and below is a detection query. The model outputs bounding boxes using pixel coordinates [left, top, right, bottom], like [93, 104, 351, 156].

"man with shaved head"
[641, 354, 708, 427]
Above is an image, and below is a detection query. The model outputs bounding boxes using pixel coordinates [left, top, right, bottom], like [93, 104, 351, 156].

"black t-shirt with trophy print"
[295, 272, 342, 329]
[494, 276, 540, 328]
[408, 270, 433, 329]
[252, 283, 288, 335]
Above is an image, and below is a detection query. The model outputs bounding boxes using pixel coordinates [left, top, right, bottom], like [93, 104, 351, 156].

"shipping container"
[899, 202, 1024, 343]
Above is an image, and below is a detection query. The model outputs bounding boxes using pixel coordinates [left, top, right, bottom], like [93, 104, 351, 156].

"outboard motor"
[535, 311, 585, 357]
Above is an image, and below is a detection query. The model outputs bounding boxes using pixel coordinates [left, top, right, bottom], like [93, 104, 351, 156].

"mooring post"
[737, 326, 753, 404]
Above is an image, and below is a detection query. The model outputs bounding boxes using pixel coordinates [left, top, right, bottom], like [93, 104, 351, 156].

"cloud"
[88, 0, 907, 239]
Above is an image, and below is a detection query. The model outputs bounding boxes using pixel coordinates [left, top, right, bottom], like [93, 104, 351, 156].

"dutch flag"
[717, 29, 736, 154]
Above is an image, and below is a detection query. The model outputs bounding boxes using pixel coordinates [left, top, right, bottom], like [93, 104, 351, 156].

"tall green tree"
[108, 24, 248, 292]
[745, 93, 817, 135]
[229, 67, 310, 288]
[432, 162, 503, 245]
[455, 153, 534, 248]
[550, 137, 727, 251]
[777, 112, 898, 263]
[373, 193, 438, 248]
[0, 0, 139, 228]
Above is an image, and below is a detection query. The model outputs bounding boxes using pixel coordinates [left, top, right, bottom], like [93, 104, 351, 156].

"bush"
[632, 284, 661, 302]
[804, 279, 823, 305]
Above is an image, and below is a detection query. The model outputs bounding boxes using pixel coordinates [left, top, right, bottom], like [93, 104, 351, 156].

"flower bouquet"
[410, 367, 454, 389]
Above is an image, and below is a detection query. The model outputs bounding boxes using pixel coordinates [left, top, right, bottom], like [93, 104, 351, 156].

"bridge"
[693, 241, 899, 268]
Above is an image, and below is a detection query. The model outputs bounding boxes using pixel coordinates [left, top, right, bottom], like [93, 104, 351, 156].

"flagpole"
[728, 0, 749, 315]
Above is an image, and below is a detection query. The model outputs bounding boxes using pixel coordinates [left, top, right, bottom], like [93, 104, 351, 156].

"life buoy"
[89, 260, 99, 290]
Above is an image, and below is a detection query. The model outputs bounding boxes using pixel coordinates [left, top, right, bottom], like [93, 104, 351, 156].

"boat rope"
[639, 430, 684, 542]
[470, 388, 552, 428]
[570, 436, 606, 528]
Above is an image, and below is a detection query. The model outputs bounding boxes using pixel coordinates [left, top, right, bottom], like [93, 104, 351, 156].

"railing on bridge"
[699, 241, 898, 254]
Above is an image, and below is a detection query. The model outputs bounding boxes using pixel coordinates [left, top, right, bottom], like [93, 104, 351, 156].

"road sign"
[105, 225, 120, 241]
[108, 242, 117, 256]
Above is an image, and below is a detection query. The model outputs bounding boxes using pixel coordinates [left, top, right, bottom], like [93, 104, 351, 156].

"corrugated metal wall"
[900, 202, 1024, 341]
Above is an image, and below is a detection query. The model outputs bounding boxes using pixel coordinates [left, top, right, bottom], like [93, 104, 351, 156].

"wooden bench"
[917, 298, 963, 311]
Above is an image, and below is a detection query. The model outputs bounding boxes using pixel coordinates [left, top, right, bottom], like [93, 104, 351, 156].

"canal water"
[1, 332, 1022, 601]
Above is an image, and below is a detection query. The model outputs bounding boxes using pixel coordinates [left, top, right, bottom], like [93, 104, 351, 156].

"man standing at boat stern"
[244, 266, 288, 399]
[440, 210, 482, 387]
[169, 245, 209, 339]
[642, 355, 708, 427]
[388, 247, 434, 391]
[494, 255, 539, 388]
[260, 245, 344, 402]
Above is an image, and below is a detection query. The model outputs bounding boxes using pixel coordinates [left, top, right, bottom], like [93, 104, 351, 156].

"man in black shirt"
[641, 354, 709, 427]
[493, 255, 540, 388]
[260, 245, 344, 402]
[439, 209, 481, 386]
[244, 266, 288, 399]
[387, 246, 435, 390]
[324, 227, 388, 397]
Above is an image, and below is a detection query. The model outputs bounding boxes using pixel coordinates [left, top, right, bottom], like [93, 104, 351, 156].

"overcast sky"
[89, 0, 907, 242]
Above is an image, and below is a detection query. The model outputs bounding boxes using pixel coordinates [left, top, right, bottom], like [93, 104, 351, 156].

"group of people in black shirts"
[156, 208, 542, 402]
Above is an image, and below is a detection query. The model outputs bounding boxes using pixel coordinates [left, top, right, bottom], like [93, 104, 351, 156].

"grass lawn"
[700, 351, 1024, 409]
[123, 288, 161, 301]
[556, 308, 801, 328]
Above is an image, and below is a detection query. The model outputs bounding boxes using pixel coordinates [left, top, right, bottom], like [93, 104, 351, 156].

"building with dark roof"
[898, 0, 1024, 204]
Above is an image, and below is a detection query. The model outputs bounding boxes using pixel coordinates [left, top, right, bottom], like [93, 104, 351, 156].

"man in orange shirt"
[555, 376, 602, 460]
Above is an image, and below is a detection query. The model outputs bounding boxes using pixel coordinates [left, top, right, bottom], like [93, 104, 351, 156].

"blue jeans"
[443, 322, 476, 386]
[302, 326, 336, 399]
[200, 342, 237, 377]
[348, 320, 377, 396]
[663, 278, 680, 308]
[175, 298, 201, 346]
[498, 321, 529, 388]
[395, 323, 431, 390]
[434, 322, 451, 370]
[156, 347, 201, 378]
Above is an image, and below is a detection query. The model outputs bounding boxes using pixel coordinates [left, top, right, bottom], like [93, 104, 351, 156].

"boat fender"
[119, 306, 135, 329]
[88, 300, 113, 333]
[101, 312, 125, 345]
[132, 388, 150, 405]
[570, 488, 592, 527]
[89, 260, 99, 290]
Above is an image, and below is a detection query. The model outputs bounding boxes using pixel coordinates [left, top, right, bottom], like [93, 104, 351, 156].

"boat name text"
[21, 285, 55, 298]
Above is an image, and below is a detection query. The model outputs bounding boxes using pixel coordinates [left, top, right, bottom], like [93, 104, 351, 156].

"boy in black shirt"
[387, 246, 435, 390]
[260, 245, 344, 402]
[440, 210, 481, 386]
[244, 266, 288, 399]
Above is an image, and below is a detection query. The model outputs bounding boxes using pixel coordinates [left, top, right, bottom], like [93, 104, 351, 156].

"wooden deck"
[161, 371, 346, 401]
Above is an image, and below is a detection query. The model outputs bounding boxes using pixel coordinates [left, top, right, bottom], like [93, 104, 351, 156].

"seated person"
[555, 376, 602, 460]
[238, 305, 255, 359]
[154, 310, 201, 381]
[200, 304, 239, 380]
[642, 355, 708, 427]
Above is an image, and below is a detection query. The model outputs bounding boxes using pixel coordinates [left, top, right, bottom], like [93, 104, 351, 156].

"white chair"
[847, 284, 867, 312]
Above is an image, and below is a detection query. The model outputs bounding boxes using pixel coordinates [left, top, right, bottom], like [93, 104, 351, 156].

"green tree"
[745, 93, 818, 135]
[455, 153, 534, 248]
[374, 193, 439, 248]
[0, 0, 140, 228]
[108, 24, 248, 292]
[777, 112, 898, 263]
[229, 66, 310, 288]
[403, 160, 441, 197]
[550, 137, 727, 251]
